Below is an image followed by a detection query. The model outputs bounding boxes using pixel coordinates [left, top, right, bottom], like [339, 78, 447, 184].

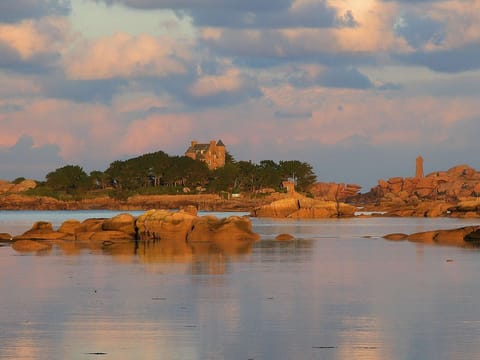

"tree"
[278, 160, 317, 192]
[257, 160, 282, 189]
[164, 156, 209, 188]
[89, 170, 109, 189]
[104, 151, 171, 190]
[46, 165, 89, 195]
[208, 162, 241, 192]
[236, 161, 259, 192]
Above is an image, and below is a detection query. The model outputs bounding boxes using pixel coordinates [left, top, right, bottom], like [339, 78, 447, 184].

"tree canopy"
[37, 150, 317, 198]
[45, 165, 89, 195]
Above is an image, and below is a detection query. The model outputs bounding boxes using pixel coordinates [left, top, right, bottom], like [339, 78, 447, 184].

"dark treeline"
[29, 150, 316, 199]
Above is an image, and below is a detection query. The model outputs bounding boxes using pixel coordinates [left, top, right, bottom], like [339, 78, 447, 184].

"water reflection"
[2, 215, 480, 360]
[11, 235, 317, 278]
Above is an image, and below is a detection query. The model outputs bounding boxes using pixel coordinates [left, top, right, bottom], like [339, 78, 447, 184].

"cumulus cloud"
[0, 0, 71, 23]
[119, 113, 193, 155]
[394, 11, 445, 49]
[0, 18, 70, 73]
[398, 41, 480, 73]
[190, 2, 356, 29]
[94, 0, 356, 29]
[64, 32, 191, 80]
[188, 68, 261, 100]
[199, 28, 377, 66]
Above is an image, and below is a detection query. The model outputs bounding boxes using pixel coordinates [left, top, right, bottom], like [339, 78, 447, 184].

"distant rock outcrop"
[359, 164, 480, 217]
[309, 182, 362, 202]
[375, 164, 480, 201]
[0, 179, 36, 194]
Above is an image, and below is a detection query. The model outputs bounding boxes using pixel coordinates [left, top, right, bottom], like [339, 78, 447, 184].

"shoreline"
[0, 193, 273, 212]
[1, 193, 480, 218]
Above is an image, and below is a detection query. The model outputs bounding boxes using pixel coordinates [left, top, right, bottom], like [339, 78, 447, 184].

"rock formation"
[358, 163, 480, 217]
[275, 233, 295, 241]
[0, 233, 12, 242]
[383, 226, 480, 248]
[309, 182, 362, 202]
[0, 179, 37, 194]
[251, 195, 356, 219]
[9, 210, 260, 253]
[0, 193, 272, 211]
[374, 164, 480, 202]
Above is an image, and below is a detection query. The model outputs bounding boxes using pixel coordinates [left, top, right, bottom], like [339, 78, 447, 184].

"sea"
[0, 210, 479, 360]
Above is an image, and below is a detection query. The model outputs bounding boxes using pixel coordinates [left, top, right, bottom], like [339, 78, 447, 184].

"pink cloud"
[0, 17, 69, 59]
[64, 32, 191, 80]
[119, 113, 193, 155]
[0, 99, 121, 160]
[261, 85, 480, 145]
[189, 68, 248, 97]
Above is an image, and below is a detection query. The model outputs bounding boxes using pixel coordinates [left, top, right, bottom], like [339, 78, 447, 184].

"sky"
[1, 0, 480, 190]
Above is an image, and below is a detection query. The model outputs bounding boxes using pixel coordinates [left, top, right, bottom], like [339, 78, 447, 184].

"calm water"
[1, 211, 480, 360]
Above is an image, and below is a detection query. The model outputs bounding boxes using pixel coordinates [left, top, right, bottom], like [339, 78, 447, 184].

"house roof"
[186, 140, 225, 153]
[186, 143, 210, 153]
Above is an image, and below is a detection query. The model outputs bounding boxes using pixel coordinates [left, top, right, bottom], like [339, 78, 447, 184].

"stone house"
[185, 140, 226, 170]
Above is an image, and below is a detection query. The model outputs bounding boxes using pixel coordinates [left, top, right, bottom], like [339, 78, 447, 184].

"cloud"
[199, 28, 378, 67]
[64, 32, 191, 80]
[0, 136, 64, 181]
[288, 66, 374, 89]
[398, 41, 480, 73]
[95, 0, 356, 29]
[0, 42, 60, 74]
[40, 75, 128, 104]
[382, 0, 447, 2]
[0, 103, 24, 114]
[96, 0, 292, 12]
[119, 113, 193, 155]
[0, 18, 70, 73]
[394, 11, 445, 49]
[0, 0, 71, 23]
[134, 62, 263, 108]
[189, 2, 356, 29]
[187, 68, 261, 104]
[274, 109, 312, 120]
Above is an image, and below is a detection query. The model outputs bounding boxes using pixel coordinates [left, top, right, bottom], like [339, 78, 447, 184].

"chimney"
[191, 140, 197, 147]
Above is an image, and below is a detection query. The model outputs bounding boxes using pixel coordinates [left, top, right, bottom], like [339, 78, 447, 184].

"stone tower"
[416, 156, 424, 178]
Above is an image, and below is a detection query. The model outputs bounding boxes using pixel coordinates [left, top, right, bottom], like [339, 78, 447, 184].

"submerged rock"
[187, 215, 259, 243]
[275, 233, 295, 241]
[13, 221, 65, 241]
[383, 226, 480, 247]
[383, 233, 408, 241]
[12, 240, 52, 252]
[0, 233, 12, 242]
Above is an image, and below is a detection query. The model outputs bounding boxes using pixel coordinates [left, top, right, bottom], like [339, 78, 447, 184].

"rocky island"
[3, 207, 260, 255]
[2, 157, 480, 218]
